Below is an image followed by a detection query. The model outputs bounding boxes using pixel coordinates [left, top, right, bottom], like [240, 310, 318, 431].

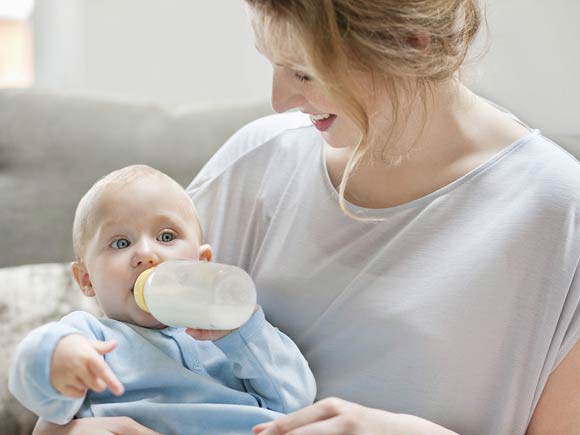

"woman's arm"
[33, 417, 164, 435]
[527, 339, 580, 434]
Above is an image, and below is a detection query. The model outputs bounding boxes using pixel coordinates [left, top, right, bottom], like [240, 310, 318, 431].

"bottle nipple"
[133, 267, 156, 313]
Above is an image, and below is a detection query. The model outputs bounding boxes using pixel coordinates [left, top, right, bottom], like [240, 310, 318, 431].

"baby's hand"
[185, 328, 235, 341]
[185, 305, 259, 342]
[50, 334, 125, 398]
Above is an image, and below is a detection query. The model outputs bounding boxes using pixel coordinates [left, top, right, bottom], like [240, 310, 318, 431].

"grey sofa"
[0, 89, 271, 435]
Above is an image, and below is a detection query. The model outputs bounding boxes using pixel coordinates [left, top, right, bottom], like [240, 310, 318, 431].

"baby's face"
[78, 178, 207, 328]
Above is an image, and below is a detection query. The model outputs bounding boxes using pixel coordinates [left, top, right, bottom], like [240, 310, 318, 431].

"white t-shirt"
[187, 112, 580, 435]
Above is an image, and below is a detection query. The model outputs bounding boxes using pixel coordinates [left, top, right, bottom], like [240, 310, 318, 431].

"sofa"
[1, 88, 579, 435]
[0, 88, 271, 435]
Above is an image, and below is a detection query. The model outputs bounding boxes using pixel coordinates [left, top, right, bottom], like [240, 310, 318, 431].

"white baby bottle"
[133, 259, 257, 330]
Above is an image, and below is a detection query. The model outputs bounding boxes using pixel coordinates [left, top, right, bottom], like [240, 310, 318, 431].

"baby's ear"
[71, 261, 95, 297]
[199, 244, 213, 262]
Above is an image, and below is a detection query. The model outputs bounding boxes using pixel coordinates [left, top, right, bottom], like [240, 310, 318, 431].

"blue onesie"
[9, 307, 316, 435]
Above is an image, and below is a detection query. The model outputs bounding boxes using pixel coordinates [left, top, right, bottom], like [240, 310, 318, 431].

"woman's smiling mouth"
[309, 113, 337, 132]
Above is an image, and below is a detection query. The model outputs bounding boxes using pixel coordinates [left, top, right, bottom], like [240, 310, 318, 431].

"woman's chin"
[323, 132, 358, 150]
[318, 127, 357, 149]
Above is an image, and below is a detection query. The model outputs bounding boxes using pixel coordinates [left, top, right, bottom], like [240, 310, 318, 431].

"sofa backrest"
[0, 89, 271, 267]
[1, 89, 579, 268]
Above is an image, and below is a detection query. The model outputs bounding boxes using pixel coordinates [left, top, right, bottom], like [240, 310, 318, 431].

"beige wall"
[32, 0, 579, 135]
[468, 0, 580, 136]
[33, 0, 271, 106]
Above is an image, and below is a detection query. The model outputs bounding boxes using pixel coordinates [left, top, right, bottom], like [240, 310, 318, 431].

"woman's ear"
[71, 261, 95, 297]
[199, 244, 213, 262]
[407, 32, 431, 53]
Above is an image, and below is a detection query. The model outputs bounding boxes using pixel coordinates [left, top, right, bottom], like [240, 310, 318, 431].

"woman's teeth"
[310, 113, 333, 121]
[309, 113, 337, 132]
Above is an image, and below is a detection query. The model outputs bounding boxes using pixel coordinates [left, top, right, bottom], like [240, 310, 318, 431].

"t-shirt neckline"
[319, 129, 541, 218]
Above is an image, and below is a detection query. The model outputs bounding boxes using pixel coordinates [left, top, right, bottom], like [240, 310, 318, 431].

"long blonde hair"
[246, 0, 484, 219]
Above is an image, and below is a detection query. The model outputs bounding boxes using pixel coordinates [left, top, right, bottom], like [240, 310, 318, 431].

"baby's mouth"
[130, 275, 140, 294]
[131, 267, 155, 297]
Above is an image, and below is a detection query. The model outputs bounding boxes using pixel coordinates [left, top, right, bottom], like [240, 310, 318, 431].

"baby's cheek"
[184, 243, 201, 259]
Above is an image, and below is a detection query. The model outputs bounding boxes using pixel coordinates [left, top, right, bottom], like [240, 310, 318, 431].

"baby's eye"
[157, 231, 176, 243]
[111, 238, 130, 249]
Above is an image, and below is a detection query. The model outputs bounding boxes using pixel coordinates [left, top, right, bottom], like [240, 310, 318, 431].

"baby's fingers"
[81, 367, 107, 393]
[88, 358, 124, 396]
[90, 339, 117, 355]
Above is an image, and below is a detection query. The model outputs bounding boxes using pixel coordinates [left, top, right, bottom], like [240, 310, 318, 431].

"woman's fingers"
[253, 423, 268, 434]
[102, 416, 166, 435]
[277, 416, 354, 435]
[253, 398, 346, 435]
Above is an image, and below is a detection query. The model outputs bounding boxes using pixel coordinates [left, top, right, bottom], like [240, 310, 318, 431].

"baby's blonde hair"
[72, 165, 203, 261]
[246, 0, 485, 219]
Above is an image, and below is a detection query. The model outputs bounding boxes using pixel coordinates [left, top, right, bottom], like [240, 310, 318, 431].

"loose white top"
[187, 112, 580, 435]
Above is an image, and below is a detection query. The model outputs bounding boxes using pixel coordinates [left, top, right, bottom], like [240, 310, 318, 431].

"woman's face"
[248, 7, 362, 150]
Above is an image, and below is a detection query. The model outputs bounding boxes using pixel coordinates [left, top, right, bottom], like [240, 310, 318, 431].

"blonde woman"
[34, 1, 580, 434]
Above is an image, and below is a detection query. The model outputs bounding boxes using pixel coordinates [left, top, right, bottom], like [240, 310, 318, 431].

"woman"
[34, 1, 580, 434]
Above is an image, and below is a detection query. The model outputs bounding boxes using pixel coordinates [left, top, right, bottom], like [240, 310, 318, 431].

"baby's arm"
[9, 312, 123, 425]
[212, 306, 317, 414]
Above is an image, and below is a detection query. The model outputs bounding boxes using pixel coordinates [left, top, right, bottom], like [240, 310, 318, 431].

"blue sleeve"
[214, 306, 316, 413]
[8, 311, 102, 424]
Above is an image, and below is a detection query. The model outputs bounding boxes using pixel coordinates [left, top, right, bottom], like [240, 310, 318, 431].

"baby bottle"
[133, 259, 257, 330]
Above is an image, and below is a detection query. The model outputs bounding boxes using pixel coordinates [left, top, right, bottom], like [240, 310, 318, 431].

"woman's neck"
[324, 83, 530, 209]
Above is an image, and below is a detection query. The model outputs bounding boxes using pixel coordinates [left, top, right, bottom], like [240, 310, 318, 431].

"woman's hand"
[252, 397, 458, 435]
[33, 417, 164, 435]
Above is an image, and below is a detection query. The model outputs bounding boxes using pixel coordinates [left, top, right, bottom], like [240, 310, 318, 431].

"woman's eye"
[111, 238, 130, 249]
[157, 231, 175, 243]
[294, 72, 311, 83]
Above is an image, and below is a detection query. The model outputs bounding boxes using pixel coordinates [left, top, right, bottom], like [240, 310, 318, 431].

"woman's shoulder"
[213, 111, 313, 166]
[188, 112, 316, 191]
[232, 111, 313, 149]
[525, 133, 580, 196]
[494, 132, 580, 225]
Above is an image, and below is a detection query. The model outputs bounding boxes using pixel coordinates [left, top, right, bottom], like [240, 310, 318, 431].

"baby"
[9, 165, 316, 435]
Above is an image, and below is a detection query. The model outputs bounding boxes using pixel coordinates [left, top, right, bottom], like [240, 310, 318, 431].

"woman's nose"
[271, 68, 306, 113]
[131, 241, 160, 268]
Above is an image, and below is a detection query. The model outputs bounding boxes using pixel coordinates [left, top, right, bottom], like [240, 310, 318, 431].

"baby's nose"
[134, 256, 157, 268]
[131, 243, 160, 268]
